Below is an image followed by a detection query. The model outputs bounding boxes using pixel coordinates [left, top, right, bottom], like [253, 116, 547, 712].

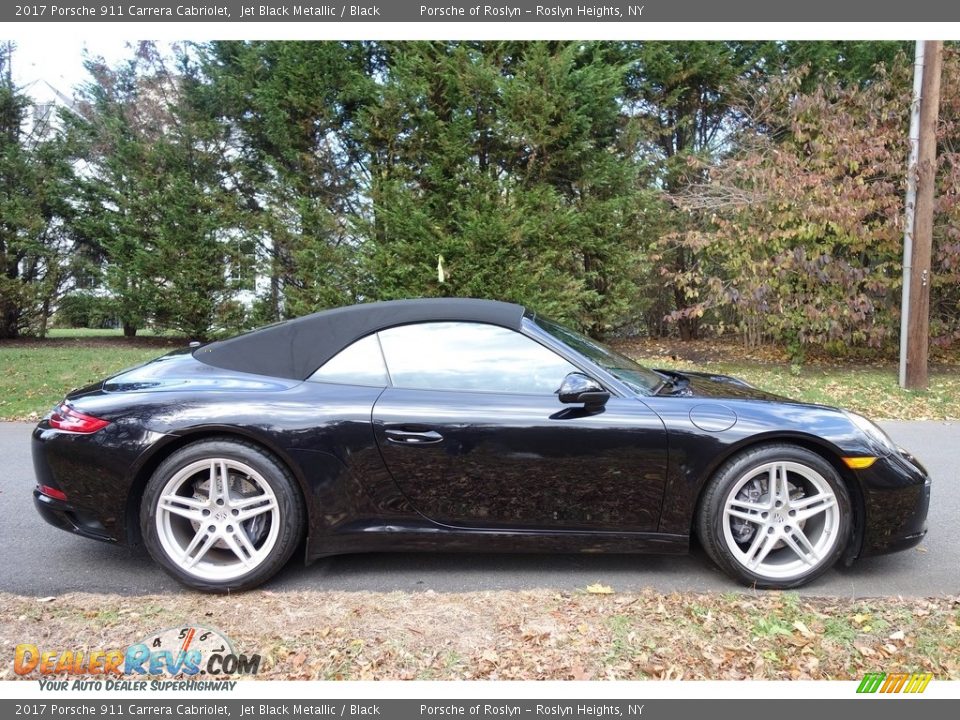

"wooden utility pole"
[902, 40, 942, 390]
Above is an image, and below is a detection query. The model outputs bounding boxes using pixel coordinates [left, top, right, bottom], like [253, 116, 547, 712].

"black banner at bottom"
[2, 699, 958, 720]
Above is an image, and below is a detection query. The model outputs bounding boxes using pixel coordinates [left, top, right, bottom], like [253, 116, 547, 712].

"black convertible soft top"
[193, 298, 526, 380]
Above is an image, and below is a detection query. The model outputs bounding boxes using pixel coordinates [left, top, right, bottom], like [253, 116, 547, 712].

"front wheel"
[696, 444, 852, 589]
[141, 439, 304, 592]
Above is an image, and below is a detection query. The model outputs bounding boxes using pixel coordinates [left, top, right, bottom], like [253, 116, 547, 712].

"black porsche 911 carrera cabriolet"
[32, 298, 930, 592]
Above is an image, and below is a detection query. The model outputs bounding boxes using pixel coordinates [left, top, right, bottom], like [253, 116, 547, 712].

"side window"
[377, 322, 578, 394]
[308, 334, 389, 387]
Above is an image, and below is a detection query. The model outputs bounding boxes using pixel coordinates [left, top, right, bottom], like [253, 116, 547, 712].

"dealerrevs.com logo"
[14, 625, 259, 691]
[856, 672, 933, 694]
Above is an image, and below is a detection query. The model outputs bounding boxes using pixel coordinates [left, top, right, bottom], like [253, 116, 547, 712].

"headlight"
[844, 411, 897, 454]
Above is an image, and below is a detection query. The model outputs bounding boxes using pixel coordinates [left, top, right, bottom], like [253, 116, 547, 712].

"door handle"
[384, 428, 444, 445]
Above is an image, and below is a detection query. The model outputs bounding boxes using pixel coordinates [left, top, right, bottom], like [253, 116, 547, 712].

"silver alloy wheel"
[721, 461, 841, 580]
[154, 458, 281, 582]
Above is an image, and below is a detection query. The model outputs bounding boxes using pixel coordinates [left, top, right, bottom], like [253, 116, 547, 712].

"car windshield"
[531, 316, 663, 395]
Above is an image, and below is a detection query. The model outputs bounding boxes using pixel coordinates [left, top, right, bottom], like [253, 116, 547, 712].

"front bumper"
[856, 447, 930, 557]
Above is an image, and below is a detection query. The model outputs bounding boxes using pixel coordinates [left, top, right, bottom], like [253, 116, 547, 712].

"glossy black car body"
[32, 299, 930, 591]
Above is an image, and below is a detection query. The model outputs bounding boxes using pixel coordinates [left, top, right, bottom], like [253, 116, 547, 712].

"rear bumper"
[31, 422, 169, 546]
[33, 489, 116, 543]
[856, 448, 930, 558]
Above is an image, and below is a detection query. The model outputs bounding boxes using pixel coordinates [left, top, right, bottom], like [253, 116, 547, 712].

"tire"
[696, 444, 852, 589]
[141, 438, 304, 592]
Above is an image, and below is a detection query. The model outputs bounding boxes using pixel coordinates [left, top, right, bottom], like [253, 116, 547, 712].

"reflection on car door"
[369, 321, 668, 531]
[373, 388, 668, 531]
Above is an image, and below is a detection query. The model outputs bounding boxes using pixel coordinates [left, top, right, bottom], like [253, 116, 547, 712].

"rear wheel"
[141, 439, 304, 592]
[696, 444, 851, 588]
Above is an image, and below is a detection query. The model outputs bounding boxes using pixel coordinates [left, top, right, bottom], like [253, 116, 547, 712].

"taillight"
[49, 403, 110, 434]
[38, 485, 67, 501]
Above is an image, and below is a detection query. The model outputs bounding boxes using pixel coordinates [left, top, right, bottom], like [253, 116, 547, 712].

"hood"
[654, 369, 786, 402]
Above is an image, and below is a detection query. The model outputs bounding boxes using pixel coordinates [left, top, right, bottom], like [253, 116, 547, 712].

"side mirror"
[557, 372, 610, 408]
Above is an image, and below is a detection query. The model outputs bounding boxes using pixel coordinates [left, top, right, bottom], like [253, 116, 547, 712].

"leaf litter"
[2, 589, 958, 681]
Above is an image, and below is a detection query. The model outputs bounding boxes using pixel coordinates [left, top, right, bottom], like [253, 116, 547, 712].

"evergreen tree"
[70, 42, 242, 339]
[202, 40, 375, 320]
[0, 43, 75, 338]
[358, 41, 655, 334]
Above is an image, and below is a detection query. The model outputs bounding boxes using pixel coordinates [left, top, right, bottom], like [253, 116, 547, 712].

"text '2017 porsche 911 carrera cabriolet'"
[32, 299, 930, 591]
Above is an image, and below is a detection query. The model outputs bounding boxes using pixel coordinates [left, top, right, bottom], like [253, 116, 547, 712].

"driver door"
[370, 322, 668, 531]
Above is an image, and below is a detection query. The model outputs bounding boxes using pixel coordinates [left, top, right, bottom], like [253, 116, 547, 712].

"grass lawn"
[44, 327, 178, 339]
[0, 332, 958, 421]
[0, 336, 181, 420]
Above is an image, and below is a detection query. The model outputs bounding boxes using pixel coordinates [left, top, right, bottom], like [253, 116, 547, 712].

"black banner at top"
[5, 0, 960, 23]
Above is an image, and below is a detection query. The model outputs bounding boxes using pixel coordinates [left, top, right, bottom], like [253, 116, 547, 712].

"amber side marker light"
[842, 457, 878, 470]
